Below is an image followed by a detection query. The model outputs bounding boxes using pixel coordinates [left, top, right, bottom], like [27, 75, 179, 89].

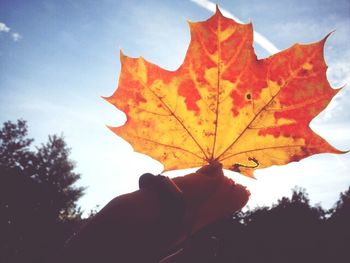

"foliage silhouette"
[0, 120, 85, 263]
[176, 187, 350, 263]
[326, 186, 350, 263]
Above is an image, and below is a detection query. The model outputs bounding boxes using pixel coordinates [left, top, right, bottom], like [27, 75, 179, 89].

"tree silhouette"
[329, 186, 350, 222]
[244, 187, 325, 263]
[35, 134, 84, 219]
[326, 186, 350, 263]
[0, 120, 84, 263]
[0, 119, 35, 174]
[176, 187, 345, 263]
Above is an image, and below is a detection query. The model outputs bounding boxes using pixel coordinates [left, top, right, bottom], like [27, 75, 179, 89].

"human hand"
[63, 162, 249, 263]
[171, 161, 249, 245]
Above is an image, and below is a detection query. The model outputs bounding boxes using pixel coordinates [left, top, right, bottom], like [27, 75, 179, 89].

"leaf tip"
[243, 171, 257, 179]
[105, 124, 114, 132]
[250, 174, 257, 180]
[186, 19, 194, 26]
[239, 170, 257, 179]
[315, 31, 332, 50]
[323, 30, 335, 42]
[332, 84, 347, 99]
[101, 94, 118, 105]
[336, 84, 346, 92]
[215, 4, 221, 15]
[119, 49, 126, 61]
[101, 95, 110, 103]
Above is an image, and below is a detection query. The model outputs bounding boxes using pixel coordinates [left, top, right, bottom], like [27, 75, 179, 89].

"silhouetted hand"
[62, 162, 249, 263]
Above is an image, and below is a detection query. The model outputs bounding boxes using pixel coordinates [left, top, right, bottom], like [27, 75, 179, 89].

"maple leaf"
[105, 7, 346, 177]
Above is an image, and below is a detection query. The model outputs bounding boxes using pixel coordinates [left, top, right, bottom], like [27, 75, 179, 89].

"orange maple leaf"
[105, 7, 345, 177]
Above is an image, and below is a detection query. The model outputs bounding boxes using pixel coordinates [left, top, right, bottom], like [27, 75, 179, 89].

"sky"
[1, 0, 349, 215]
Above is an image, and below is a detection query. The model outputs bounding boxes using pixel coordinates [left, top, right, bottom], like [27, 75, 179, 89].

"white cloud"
[189, 0, 280, 54]
[0, 21, 22, 42]
[0, 22, 10, 32]
[11, 32, 22, 42]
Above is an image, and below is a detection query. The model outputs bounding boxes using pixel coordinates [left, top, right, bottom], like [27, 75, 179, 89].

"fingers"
[196, 161, 223, 177]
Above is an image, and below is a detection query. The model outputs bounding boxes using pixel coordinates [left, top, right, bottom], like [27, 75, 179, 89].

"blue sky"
[1, 0, 349, 214]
